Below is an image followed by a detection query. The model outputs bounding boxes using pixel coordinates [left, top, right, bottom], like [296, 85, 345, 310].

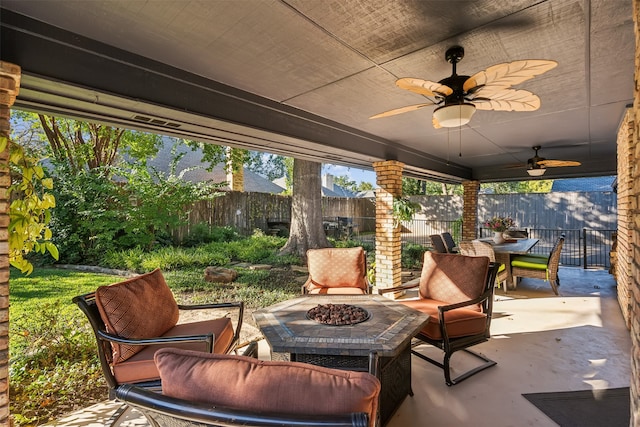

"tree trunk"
[279, 159, 330, 261]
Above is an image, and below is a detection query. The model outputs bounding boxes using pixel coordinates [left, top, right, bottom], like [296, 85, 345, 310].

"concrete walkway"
[45, 267, 630, 427]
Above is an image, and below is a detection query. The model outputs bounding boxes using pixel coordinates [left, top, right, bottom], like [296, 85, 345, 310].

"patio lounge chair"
[302, 247, 371, 294]
[73, 268, 256, 398]
[511, 234, 565, 295]
[440, 232, 458, 253]
[116, 348, 381, 427]
[379, 252, 500, 386]
[459, 240, 509, 293]
[429, 234, 448, 253]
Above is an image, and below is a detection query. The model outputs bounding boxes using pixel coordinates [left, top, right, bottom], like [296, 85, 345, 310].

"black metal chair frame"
[115, 351, 380, 427]
[73, 292, 257, 398]
[379, 262, 500, 386]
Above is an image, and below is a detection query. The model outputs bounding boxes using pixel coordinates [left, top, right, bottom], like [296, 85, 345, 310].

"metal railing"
[337, 217, 615, 269]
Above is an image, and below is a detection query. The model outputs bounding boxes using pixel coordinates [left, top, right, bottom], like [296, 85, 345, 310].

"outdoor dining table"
[478, 237, 540, 288]
[252, 294, 430, 426]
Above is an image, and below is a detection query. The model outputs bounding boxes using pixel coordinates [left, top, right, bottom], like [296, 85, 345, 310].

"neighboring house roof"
[551, 176, 617, 192]
[147, 142, 285, 194]
[272, 174, 361, 197]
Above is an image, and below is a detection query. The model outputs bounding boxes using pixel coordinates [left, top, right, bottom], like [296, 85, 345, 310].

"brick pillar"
[226, 147, 244, 191]
[462, 180, 480, 242]
[0, 61, 20, 425]
[629, 1, 640, 424]
[616, 110, 633, 328]
[373, 160, 403, 294]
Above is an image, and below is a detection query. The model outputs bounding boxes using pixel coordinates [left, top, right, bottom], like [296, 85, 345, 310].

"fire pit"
[306, 303, 369, 326]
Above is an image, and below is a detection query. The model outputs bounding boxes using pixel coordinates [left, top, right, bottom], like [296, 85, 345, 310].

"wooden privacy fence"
[171, 191, 376, 241]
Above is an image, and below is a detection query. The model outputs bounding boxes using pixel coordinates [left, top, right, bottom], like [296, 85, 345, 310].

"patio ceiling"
[0, 0, 633, 183]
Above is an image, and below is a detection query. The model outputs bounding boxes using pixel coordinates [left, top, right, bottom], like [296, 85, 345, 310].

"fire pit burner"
[306, 303, 370, 326]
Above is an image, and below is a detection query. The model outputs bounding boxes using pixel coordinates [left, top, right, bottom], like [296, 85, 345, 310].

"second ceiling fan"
[370, 46, 557, 128]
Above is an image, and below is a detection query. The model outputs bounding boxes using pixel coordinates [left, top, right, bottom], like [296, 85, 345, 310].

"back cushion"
[307, 247, 366, 289]
[155, 348, 380, 426]
[96, 269, 179, 364]
[419, 252, 490, 306]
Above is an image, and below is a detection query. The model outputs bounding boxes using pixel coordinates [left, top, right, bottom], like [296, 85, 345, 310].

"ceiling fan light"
[433, 103, 476, 127]
[527, 166, 546, 177]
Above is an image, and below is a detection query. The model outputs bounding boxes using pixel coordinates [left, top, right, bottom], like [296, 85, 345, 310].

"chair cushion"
[155, 348, 381, 427]
[418, 252, 490, 307]
[112, 317, 234, 383]
[511, 256, 548, 270]
[95, 269, 179, 364]
[306, 247, 367, 292]
[401, 298, 487, 340]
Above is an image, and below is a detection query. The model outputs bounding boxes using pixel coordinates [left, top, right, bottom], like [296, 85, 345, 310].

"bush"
[402, 243, 427, 269]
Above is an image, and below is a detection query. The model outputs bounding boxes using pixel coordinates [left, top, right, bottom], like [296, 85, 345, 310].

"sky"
[322, 164, 377, 187]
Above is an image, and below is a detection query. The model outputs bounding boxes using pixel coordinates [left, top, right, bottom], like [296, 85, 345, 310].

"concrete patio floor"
[46, 266, 630, 427]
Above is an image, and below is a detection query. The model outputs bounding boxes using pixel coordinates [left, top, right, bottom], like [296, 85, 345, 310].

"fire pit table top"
[253, 295, 429, 357]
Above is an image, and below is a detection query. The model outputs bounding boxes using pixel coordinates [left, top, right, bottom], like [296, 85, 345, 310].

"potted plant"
[483, 216, 516, 244]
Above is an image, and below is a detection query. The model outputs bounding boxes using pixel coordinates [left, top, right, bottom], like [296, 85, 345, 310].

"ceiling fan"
[514, 145, 582, 176]
[370, 46, 557, 128]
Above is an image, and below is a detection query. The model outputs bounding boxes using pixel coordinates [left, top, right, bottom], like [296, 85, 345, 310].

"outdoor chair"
[429, 234, 448, 253]
[379, 252, 500, 386]
[115, 348, 381, 427]
[73, 268, 257, 398]
[440, 232, 458, 253]
[302, 247, 371, 294]
[511, 234, 565, 295]
[459, 240, 509, 293]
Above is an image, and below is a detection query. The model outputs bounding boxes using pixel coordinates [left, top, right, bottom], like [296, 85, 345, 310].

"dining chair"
[378, 252, 500, 386]
[440, 232, 458, 253]
[429, 234, 448, 253]
[73, 268, 255, 398]
[458, 240, 509, 293]
[302, 247, 371, 294]
[116, 348, 381, 427]
[511, 234, 565, 295]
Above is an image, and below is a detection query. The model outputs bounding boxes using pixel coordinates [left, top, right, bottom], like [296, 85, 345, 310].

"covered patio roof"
[0, 0, 633, 183]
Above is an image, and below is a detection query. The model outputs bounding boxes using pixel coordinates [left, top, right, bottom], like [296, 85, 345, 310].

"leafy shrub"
[402, 243, 427, 269]
[182, 224, 240, 247]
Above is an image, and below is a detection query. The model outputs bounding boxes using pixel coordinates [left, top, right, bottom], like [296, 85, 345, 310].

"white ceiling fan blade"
[463, 59, 557, 93]
[369, 102, 435, 119]
[538, 159, 582, 167]
[472, 89, 541, 111]
[396, 78, 453, 97]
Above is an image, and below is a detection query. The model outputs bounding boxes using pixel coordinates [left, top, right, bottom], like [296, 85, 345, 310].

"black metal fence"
[343, 217, 614, 269]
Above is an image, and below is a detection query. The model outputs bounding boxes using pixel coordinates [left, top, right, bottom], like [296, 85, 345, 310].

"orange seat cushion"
[112, 317, 234, 384]
[155, 348, 381, 427]
[401, 298, 487, 340]
[95, 269, 179, 363]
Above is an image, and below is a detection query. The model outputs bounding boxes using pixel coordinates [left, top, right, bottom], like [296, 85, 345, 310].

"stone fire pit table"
[253, 294, 429, 426]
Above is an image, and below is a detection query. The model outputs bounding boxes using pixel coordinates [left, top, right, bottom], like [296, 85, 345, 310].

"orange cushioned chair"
[379, 252, 500, 386]
[302, 247, 371, 294]
[116, 348, 381, 427]
[73, 268, 255, 398]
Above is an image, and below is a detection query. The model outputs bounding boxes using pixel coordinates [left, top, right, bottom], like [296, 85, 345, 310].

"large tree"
[279, 159, 330, 260]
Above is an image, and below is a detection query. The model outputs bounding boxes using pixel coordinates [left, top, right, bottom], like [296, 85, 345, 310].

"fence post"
[582, 228, 587, 269]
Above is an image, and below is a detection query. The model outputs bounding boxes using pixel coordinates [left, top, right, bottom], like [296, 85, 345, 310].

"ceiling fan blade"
[396, 78, 453, 97]
[472, 89, 541, 111]
[432, 115, 442, 129]
[463, 59, 557, 93]
[369, 102, 435, 119]
[537, 159, 582, 167]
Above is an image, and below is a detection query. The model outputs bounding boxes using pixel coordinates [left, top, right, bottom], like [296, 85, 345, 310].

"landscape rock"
[204, 267, 238, 283]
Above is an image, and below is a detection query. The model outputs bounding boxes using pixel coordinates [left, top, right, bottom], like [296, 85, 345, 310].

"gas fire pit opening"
[306, 303, 370, 326]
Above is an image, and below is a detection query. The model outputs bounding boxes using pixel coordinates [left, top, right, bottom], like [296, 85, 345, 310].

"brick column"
[373, 160, 403, 294]
[0, 61, 20, 426]
[616, 110, 633, 328]
[629, 1, 640, 424]
[226, 147, 244, 191]
[462, 180, 480, 242]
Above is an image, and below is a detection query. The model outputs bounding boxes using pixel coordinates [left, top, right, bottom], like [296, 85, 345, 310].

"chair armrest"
[177, 301, 244, 352]
[96, 329, 214, 352]
[377, 277, 420, 295]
